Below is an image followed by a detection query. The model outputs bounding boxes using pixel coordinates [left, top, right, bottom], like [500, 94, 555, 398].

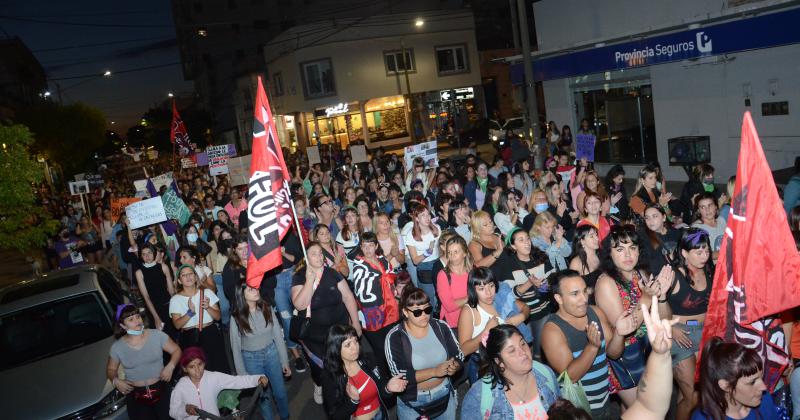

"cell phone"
[686, 320, 699, 327]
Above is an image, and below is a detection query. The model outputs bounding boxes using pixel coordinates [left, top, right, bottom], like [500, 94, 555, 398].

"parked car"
[0, 265, 131, 419]
[489, 117, 526, 147]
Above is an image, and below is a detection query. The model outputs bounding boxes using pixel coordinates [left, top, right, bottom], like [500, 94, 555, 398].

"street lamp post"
[517, 0, 540, 150]
[401, 40, 415, 142]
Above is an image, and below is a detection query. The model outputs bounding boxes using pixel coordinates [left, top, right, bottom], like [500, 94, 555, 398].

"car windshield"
[0, 292, 112, 371]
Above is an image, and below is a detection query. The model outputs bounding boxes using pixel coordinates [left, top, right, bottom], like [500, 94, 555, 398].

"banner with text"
[161, 189, 191, 225]
[208, 145, 230, 176]
[126, 197, 168, 230]
[228, 155, 252, 187]
[111, 197, 142, 221]
[575, 134, 596, 162]
[134, 172, 174, 193]
[403, 140, 439, 171]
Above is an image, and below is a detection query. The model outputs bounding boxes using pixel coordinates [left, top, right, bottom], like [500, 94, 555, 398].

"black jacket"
[320, 354, 395, 420]
[385, 318, 464, 402]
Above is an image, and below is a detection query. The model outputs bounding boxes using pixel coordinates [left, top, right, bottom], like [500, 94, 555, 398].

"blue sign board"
[511, 7, 800, 83]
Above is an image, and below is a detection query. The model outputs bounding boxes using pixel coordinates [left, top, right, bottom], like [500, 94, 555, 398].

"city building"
[261, 9, 483, 151]
[0, 38, 46, 123]
[505, 0, 800, 180]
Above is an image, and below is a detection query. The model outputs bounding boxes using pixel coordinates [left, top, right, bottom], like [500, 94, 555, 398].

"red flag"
[699, 111, 800, 390]
[170, 102, 193, 156]
[245, 77, 293, 288]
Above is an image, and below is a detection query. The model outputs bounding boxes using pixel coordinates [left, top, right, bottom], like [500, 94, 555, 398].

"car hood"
[0, 336, 115, 420]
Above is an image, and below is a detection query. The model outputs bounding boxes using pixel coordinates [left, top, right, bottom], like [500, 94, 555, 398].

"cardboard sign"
[307, 146, 321, 165]
[228, 155, 252, 187]
[133, 172, 174, 193]
[161, 189, 191, 225]
[195, 144, 236, 166]
[207, 145, 230, 176]
[126, 197, 168, 230]
[181, 157, 197, 168]
[403, 140, 439, 171]
[111, 197, 141, 221]
[350, 145, 368, 163]
[69, 181, 90, 196]
[575, 133, 596, 162]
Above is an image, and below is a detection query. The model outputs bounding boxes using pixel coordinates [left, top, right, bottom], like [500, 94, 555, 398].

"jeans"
[242, 343, 290, 420]
[273, 267, 298, 350]
[791, 359, 800, 420]
[213, 274, 230, 326]
[396, 380, 456, 420]
[416, 260, 437, 312]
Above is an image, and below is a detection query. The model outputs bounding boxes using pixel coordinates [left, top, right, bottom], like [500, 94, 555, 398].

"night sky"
[1, 0, 193, 131]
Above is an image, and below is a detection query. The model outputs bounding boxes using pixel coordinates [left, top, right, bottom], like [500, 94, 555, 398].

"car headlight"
[95, 389, 126, 417]
[491, 135, 498, 141]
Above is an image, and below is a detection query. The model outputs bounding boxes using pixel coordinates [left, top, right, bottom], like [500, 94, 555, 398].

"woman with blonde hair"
[468, 210, 504, 268]
[530, 211, 571, 271]
[374, 211, 405, 268]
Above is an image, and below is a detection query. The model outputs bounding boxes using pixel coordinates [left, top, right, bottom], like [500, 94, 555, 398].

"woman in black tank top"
[665, 228, 713, 420]
[568, 225, 602, 304]
[135, 244, 175, 330]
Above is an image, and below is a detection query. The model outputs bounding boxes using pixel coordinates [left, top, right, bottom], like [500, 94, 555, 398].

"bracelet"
[185, 309, 195, 318]
[350, 398, 360, 405]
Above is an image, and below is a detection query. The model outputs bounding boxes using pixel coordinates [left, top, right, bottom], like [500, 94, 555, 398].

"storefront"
[423, 86, 484, 139]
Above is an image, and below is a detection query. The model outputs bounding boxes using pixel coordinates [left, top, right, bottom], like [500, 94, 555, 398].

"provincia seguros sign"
[510, 7, 800, 83]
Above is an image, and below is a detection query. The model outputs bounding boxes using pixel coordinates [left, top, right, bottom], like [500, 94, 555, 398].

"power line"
[48, 62, 182, 81]
[32, 36, 174, 53]
[0, 15, 173, 28]
[15, 10, 162, 18]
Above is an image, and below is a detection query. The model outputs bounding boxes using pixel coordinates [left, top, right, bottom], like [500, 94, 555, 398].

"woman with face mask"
[107, 304, 181, 420]
[135, 244, 175, 331]
[680, 164, 724, 221]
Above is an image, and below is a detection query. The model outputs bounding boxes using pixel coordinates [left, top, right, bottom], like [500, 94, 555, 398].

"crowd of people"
[39, 135, 800, 420]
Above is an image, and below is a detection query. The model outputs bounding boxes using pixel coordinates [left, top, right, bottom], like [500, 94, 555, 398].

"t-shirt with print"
[350, 256, 398, 331]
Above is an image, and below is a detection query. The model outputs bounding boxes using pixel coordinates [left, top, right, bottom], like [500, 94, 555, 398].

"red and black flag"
[171, 101, 194, 157]
[699, 111, 800, 391]
[245, 77, 293, 288]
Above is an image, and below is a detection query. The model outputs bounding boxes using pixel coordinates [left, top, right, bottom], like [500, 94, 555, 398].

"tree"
[15, 101, 107, 177]
[0, 125, 60, 252]
[125, 101, 213, 151]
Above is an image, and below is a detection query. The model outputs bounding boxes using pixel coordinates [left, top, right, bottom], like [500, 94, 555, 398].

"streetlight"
[168, 92, 174, 98]
[43, 91, 51, 97]
[103, 70, 112, 77]
[414, 18, 424, 27]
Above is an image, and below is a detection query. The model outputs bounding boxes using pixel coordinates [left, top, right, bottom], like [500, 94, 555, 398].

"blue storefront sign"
[511, 7, 800, 83]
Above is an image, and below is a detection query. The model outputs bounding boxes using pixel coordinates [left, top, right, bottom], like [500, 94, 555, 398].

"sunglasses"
[407, 305, 433, 317]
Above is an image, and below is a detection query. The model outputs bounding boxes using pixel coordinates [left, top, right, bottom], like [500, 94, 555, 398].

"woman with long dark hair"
[629, 164, 674, 218]
[135, 243, 175, 331]
[594, 225, 673, 407]
[691, 191, 727, 254]
[447, 197, 473, 243]
[665, 228, 713, 420]
[107, 304, 181, 419]
[605, 165, 630, 222]
[569, 224, 602, 293]
[639, 203, 682, 275]
[355, 195, 374, 233]
[321, 324, 407, 420]
[385, 287, 464, 420]
[337, 207, 363, 257]
[311, 223, 350, 277]
[493, 189, 528, 237]
[229, 281, 291, 420]
[693, 338, 777, 420]
[460, 325, 560, 419]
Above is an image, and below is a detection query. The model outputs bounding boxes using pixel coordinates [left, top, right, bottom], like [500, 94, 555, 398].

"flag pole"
[285, 181, 308, 261]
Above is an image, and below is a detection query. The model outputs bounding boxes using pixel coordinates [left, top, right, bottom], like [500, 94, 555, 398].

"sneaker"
[293, 356, 308, 373]
[313, 384, 323, 405]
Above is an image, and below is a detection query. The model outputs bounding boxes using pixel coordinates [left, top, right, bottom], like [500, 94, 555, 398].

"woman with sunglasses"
[351, 232, 400, 370]
[594, 225, 673, 408]
[107, 304, 181, 419]
[385, 287, 464, 420]
[311, 223, 350, 277]
[169, 264, 230, 373]
[322, 324, 408, 420]
[665, 228, 713, 420]
[458, 267, 530, 383]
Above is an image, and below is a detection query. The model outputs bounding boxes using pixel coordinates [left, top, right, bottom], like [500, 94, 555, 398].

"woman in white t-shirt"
[403, 203, 441, 312]
[169, 264, 230, 373]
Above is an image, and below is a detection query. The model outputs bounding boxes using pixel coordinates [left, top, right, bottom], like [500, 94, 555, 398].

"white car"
[489, 117, 526, 144]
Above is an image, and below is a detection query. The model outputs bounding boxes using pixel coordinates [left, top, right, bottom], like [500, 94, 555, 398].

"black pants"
[126, 381, 171, 420]
[178, 323, 230, 374]
[363, 322, 397, 375]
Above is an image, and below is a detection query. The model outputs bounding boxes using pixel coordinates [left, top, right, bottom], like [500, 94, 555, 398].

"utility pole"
[517, 0, 539, 142]
[401, 41, 415, 142]
[508, 0, 521, 53]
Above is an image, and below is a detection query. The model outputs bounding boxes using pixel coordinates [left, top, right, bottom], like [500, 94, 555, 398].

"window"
[97, 269, 124, 310]
[300, 58, 335, 98]
[272, 72, 284, 96]
[384, 49, 416, 75]
[435, 44, 469, 75]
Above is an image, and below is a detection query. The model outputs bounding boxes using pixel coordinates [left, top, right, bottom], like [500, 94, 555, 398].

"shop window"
[272, 72, 284, 97]
[435, 44, 469, 75]
[300, 58, 336, 98]
[574, 83, 657, 164]
[384, 50, 416, 75]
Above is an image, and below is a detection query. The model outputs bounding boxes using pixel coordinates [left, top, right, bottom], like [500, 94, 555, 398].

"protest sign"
[111, 197, 141, 221]
[228, 155, 252, 187]
[126, 197, 168, 230]
[161, 189, 191, 225]
[404, 140, 439, 171]
[195, 144, 236, 166]
[134, 172, 174, 193]
[350, 145, 368, 163]
[69, 181, 90, 196]
[208, 145, 230, 176]
[181, 157, 197, 168]
[85, 173, 104, 188]
[575, 133, 596, 162]
[307, 146, 321, 165]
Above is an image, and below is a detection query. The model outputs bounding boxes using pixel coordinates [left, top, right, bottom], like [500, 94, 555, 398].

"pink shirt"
[436, 270, 468, 328]
[224, 199, 248, 228]
[169, 370, 261, 419]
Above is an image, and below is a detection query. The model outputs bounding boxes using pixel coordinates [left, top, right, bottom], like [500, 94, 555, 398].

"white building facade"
[260, 10, 483, 150]
[518, 0, 800, 180]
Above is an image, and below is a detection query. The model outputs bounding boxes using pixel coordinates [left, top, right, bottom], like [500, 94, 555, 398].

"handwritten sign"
[403, 140, 439, 171]
[228, 155, 252, 187]
[126, 197, 168, 230]
[69, 181, 89, 196]
[350, 145, 368, 163]
[207, 145, 230, 176]
[111, 197, 142, 221]
[307, 146, 321, 165]
[181, 157, 197, 168]
[575, 133, 596, 162]
[133, 172, 174, 193]
[161, 189, 191, 225]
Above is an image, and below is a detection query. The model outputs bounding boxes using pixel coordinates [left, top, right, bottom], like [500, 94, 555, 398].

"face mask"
[186, 233, 198, 242]
[126, 327, 144, 336]
[194, 223, 201, 230]
[142, 261, 157, 268]
[534, 203, 549, 213]
[702, 178, 714, 185]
